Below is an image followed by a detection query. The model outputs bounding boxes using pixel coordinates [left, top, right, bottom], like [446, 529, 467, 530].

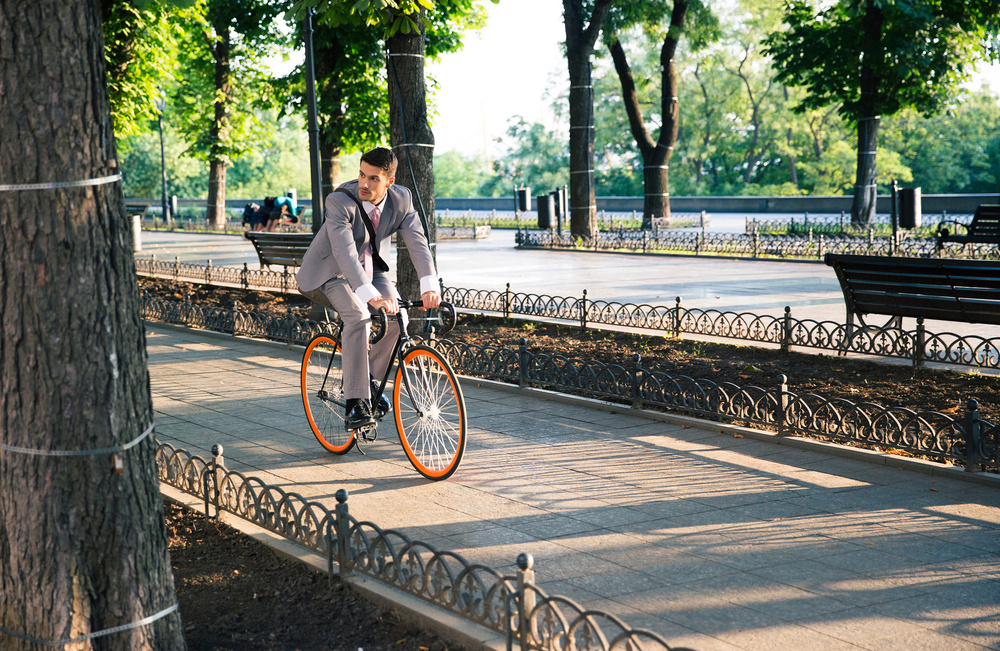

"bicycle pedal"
[358, 424, 379, 443]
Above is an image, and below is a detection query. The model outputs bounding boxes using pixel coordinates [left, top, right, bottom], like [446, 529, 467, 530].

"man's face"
[358, 161, 394, 205]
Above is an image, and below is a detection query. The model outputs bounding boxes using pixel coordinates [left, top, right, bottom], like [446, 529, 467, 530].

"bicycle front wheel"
[393, 345, 467, 480]
[301, 334, 356, 454]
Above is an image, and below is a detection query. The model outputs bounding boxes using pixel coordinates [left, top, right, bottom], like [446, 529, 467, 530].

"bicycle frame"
[317, 299, 445, 418]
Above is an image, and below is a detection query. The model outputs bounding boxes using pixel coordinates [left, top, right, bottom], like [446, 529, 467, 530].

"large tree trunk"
[563, 0, 613, 242]
[0, 1, 185, 649]
[852, 0, 883, 225]
[315, 24, 345, 198]
[387, 18, 435, 302]
[608, 1, 686, 229]
[321, 139, 342, 196]
[206, 24, 232, 229]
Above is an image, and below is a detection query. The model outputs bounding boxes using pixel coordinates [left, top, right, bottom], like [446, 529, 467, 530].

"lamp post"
[156, 95, 170, 225]
[303, 8, 323, 233]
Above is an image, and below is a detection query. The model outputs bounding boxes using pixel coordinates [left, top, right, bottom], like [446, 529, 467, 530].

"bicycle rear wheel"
[301, 334, 356, 454]
[393, 345, 467, 480]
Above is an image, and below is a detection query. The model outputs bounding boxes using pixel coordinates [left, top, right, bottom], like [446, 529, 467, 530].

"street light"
[156, 94, 170, 225]
[303, 8, 323, 233]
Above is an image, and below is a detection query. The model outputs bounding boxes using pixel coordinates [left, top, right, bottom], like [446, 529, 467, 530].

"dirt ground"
[146, 276, 999, 649]
[166, 500, 463, 651]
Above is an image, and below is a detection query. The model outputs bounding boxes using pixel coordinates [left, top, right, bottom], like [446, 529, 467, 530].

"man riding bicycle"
[296, 147, 440, 432]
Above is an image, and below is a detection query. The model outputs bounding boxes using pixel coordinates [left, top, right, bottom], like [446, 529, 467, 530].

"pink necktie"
[364, 207, 381, 280]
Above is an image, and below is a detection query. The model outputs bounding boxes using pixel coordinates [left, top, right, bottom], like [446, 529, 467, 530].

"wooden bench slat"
[244, 231, 314, 269]
[937, 204, 1000, 247]
[824, 252, 1000, 327]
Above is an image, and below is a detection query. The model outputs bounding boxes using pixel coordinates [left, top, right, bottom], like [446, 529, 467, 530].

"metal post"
[632, 354, 642, 409]
[914, 317, 925, 367]
[335, 489, 352, 576]
[964, 399, 981, 472]
[303, 8, 324, 233]
[580, 289, 588, 330]
[504, 283, 511, 320]
[515, 553, 535, 651]
[776, 375, 788, 436]
[781, 306, 792, 353]
[673, 297, 682, 338]
[890, 179, 898, 256]
[518, 338, 528, 388]
[157, 96, 170, 224]
[204, 443, 224, 519]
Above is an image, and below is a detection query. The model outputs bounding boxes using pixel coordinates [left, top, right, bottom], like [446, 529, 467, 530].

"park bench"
[126, 204, 148, 219]
[824, 253, 1000, 332]
[244, 231, 314, 269]
[935, 204, 1000, 251]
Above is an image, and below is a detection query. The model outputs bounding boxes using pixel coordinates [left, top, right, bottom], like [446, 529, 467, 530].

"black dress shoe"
[371, 380, 390, 420]
[344, 400, 375, 432]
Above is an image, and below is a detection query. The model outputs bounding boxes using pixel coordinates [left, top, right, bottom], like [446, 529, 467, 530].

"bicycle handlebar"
[369, 301, 457, 344]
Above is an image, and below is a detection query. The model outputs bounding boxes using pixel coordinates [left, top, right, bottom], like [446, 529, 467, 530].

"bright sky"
[282, 2, 1000, 159]
[425, 0, 1000, 158]
[425, 0, 567, 157]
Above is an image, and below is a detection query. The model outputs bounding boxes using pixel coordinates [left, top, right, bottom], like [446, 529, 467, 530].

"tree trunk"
[315, 24, 346, 198]
[608, 1, 686, 229]
[387, 16, 435, 303]
[563, 0, 613, 242]
[852, 0, 883, 225]
[0, 1, 185, 649]
[321, 139, 342, 196]
[206, 24, 232, 229]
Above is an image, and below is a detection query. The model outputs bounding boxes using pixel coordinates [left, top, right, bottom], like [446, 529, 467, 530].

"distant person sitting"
[266, 195, 299, 231]
[248, 197, 276, 231]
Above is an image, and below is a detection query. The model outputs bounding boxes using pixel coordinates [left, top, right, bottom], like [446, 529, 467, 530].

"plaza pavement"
[149, 323, 1000, 651]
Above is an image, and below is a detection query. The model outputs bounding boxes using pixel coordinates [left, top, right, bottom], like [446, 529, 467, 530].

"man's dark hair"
[361, 147, 397, 177]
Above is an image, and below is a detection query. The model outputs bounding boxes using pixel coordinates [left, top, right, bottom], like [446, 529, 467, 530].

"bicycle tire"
[393, 345, 467, 480]
[301, 334, 356, 454]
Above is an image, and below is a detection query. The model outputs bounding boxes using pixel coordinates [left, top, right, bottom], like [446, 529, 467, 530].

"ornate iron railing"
[442, 284, 1000, 372]
[136, 257, 1000, 371]
[746, 211, 972, 237]
[516, 227, 1000, 261]
[435, 208, 708, 232]
[143, 295, 1000, 473]
[156, 441, 673, 650]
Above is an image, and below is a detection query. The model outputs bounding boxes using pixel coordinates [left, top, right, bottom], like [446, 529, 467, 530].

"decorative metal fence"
[516, 228, 1000, 261]
[746, 211, 971, 238]
[156, 441, 673, 650]
[435, 209, 709, 232]
[135, 254, 1000, 372]
[443, 284, 1000, 372]
[141, 296, 1000, 473]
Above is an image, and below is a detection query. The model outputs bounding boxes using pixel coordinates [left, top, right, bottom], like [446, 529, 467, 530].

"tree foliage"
[103, 0, 194, 137]
[170, 0, 291, 165]
[765, 0, 1000, 122]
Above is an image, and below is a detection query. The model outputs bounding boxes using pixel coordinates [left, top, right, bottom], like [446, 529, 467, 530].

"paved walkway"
[149, 324, 1000, 650]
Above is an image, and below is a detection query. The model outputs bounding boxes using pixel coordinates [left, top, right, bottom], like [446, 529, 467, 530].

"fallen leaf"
[941, 405, 960, 414]
[733, 433, 745, 438]
[930, 488, 939, 492]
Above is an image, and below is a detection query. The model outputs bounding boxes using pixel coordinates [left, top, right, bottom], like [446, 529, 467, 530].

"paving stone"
[148, 326, 1000, 649]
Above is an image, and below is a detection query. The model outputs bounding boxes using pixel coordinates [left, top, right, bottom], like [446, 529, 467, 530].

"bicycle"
[300, 300, 467, 480]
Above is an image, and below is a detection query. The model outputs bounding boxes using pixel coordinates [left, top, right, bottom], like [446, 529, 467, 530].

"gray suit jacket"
[297, 179, 436, 293]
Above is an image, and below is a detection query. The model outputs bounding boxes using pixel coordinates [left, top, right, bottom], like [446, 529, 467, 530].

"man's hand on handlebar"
[369, 296, 399, 314]
[420, 290, 441, 310]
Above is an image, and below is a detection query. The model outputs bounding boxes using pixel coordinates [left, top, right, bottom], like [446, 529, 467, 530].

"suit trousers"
[300, 274, 402, 401]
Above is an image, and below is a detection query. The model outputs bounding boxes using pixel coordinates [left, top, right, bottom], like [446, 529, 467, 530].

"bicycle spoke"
[394, 346, 466, 480]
